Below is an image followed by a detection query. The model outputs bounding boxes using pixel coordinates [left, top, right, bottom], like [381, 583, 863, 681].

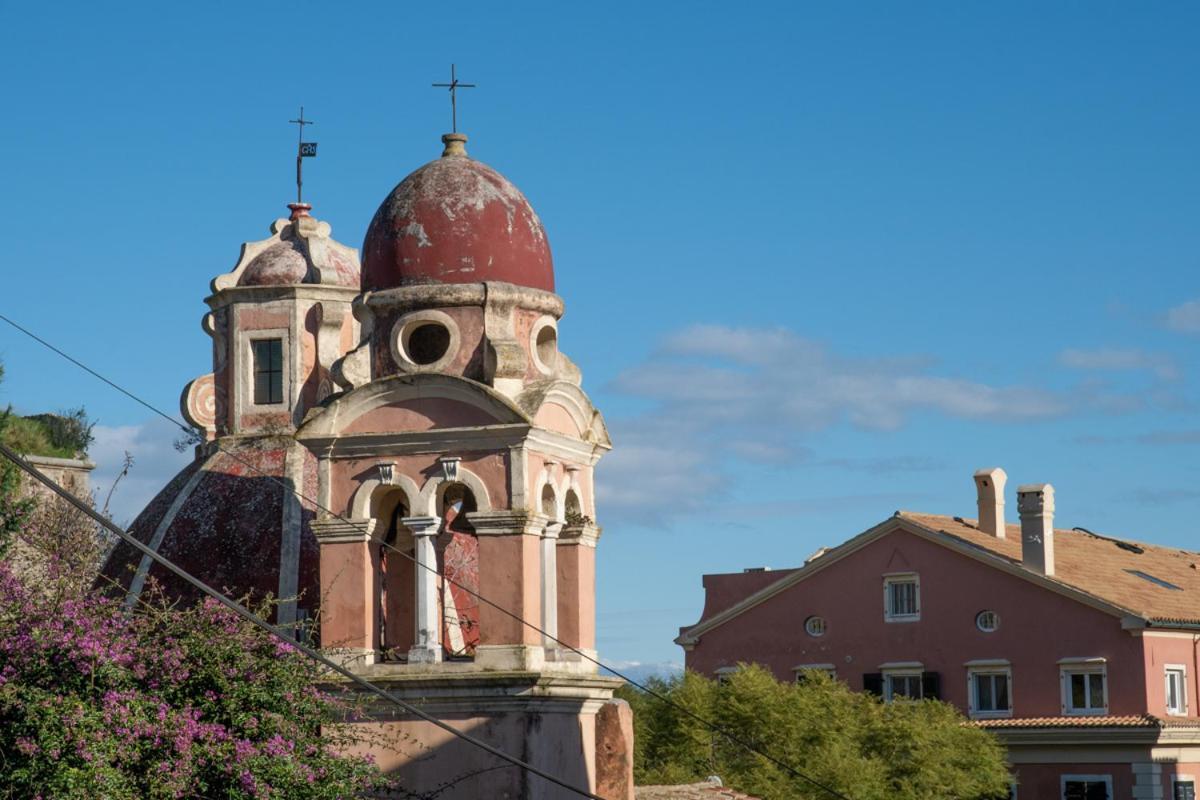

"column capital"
[466, 510, 549, 537]
[543, 520, 565, 540]
[401, 515, 440, 536]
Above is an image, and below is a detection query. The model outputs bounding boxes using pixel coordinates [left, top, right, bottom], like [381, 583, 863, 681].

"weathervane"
[288, 106, 318, 204]
[432, 64, 476, 133]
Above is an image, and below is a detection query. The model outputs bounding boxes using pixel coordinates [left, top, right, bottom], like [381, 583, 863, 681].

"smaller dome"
[238, 240, 308, 286]
[362, 134, 554, 293]
[213, 204, 361, 293]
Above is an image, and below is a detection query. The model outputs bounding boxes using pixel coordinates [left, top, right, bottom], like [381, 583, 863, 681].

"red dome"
[362, 134, 554, 292]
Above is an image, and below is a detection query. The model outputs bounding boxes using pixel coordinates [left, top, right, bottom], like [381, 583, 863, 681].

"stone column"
[468, 511, 546, 671]
[404, 515, 442, 664]
[541, 521, 563, 655]
[557, 521, 601, 666]
[311, 517, 377, 667]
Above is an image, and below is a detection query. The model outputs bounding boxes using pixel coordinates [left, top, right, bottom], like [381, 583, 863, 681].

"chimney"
[973, 467, 1007, 537]
[1017, 483, 1055, 576]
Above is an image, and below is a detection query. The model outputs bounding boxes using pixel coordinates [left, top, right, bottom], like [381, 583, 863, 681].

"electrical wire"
[0, 440, 608, 800]
[0, 311, 855, 800]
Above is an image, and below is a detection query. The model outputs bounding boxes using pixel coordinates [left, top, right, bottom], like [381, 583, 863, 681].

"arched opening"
[541, 483, 558, 519]
[437, 482, 479, 659]
[564, 488, 582, 523]
[376, 490, 414, 661]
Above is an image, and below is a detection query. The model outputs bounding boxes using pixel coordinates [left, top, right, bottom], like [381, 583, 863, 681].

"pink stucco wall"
[686, 527, 1151, 719]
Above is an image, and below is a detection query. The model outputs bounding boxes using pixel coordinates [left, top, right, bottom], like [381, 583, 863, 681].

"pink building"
[677, 469, 1200, 800]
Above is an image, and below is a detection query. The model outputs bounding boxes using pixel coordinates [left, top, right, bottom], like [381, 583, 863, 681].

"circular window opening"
[535, 324, 558, 371]
[976, 610, 999, 633]
[804, 616, 826, 637]
[406, 323, 451, 365]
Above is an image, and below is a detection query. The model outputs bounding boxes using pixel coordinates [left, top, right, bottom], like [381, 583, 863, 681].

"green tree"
[618, 665, 1011, 800]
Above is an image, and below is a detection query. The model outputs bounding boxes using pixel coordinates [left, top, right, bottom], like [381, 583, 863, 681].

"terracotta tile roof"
[636, 781, 761, 799]
[972, 714, 1200, 729]
[900, 512, 1200, 626]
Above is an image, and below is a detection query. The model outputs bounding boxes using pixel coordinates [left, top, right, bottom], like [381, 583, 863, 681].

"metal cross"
[288, 106, 314, 203]
[432, 64, 476, 133]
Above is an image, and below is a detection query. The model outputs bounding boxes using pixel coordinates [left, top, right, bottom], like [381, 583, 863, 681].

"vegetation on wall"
[617, 665, 1012, 800]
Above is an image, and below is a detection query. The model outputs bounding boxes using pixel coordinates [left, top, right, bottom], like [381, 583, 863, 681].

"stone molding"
[466, 510, 550, 537]
[363, 281, 564, 318]
[561, 522, 602, 548]
[310, 517, 374, 543]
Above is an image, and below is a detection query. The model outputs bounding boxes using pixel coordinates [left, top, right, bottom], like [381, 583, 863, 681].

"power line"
[0, 441, 609, 800]
[0, 312, 855, 800]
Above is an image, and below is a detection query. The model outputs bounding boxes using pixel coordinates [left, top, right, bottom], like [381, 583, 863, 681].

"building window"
[1166, 666, 1188, 716]
[252, 338, 284, 405]
[886, 671, 923, 700]
[804, 616, 826, 637]
[1060, 660, 1107, 716]
[1061, 775, 1111, 800]
[976, 610, 999, 633]
[883, 574, 920, 622]
[1173, 777, 1196, 800]
[968, 667, 1013, 718]
[714, 666, 738, 685]
[793, 664, 836, 683]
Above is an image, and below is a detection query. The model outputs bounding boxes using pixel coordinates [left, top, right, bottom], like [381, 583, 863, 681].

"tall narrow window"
[883, 574, 920, 621]
[1166, 666, 1187, 716]
[252, 339, 283, 405]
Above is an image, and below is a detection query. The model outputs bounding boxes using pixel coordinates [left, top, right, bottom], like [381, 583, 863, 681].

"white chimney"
[1017, 483, 1055, 576]
[973, 467, 1007, 537]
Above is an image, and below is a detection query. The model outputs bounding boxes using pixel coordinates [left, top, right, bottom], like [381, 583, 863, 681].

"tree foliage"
[618, 666, 1011, 800]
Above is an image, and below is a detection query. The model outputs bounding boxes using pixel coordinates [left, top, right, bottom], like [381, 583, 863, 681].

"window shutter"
[921, 671, 941, 700]
[863, 673, 883, 696]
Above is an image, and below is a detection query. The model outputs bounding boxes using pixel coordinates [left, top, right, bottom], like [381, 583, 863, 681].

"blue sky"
[1, 1, 1197, 667]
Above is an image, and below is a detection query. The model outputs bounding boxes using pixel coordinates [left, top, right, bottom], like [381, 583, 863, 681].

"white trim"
[967, 663, 1014, 720]
[1060, 774, 1112, 799]
[964, 658, 1011, 667]
[415, 466, 493, 516]
[883, 572, 921, 622]
[1166, 664, 1189, 716]
[879, 661, 924, 670]
[1058, 656, 1108, 665]
[1061, 661, 1109, 716]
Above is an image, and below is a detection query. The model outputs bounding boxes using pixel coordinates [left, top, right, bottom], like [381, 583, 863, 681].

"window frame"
[804, 615, 827, 637]
[966, 660, 1013, 719]
[1059, 658, 1108, 716]
[250, 337, 285, 406]
[883, 572, 921, 623]
[1172, 775, 1196, 800]
[714, 666, 738, 685]
[1166, 664, 1188, 717]
[881, 662, 924, 702]
[793, 663, 836, 683]
[1060, 774, 1112, 800]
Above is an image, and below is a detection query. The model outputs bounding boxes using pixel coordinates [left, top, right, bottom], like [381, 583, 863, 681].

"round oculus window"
[975, 610, 999, 633]
[804, 616, 826, 637]
[406, 323, 451, 365]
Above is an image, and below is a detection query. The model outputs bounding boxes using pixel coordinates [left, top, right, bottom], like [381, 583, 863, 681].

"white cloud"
[596, 324, 1069, 524]
[1165, 299, 1200, 334]
[88, 417, 193, 526]
[1058, 347, 1179, 380]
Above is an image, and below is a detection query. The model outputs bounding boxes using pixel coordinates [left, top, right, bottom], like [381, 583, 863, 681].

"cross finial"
[288, 106, 316, 205]
[432, 64, 476, 134]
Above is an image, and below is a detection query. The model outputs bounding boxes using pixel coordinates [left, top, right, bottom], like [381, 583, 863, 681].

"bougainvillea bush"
[0, 564, 396, 799]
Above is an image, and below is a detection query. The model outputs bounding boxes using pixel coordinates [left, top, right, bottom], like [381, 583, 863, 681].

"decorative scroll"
[181, 373, 220, 440]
